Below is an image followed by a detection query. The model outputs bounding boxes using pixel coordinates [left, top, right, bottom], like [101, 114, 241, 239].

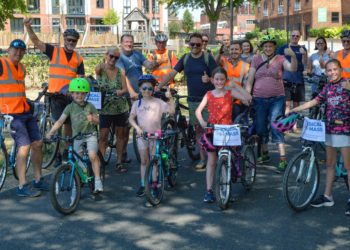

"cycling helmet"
[340, 30, 350, 39]
[63, 29, 80, 39]
[260, 35, 277, 47]
[155, 33, 168, 42]
[69, 78, 90, 93]
[138, 74, 158, 87]
[200, 133, 216, 152]
[271, 112, 300, 133]
[10, 39, 26, 50]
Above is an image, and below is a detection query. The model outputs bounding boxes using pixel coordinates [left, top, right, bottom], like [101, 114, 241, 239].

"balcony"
[67, 6, 85, 15]
[278, 5, 284, 14]
[294, 2, 301, 11]
[263, 9, 268, 17]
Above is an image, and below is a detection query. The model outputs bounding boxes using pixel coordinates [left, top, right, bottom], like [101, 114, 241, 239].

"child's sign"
[301, 117, 325, 142]
[213, 124, 241, 146]
[86, 92, 102, 110]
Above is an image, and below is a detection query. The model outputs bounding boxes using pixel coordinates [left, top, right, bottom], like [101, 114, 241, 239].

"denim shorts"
[10, 112, 42, 147]
[253, 96, 285, 144]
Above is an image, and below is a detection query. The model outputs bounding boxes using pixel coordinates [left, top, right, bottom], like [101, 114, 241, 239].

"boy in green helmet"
[47, 78, 103, 193]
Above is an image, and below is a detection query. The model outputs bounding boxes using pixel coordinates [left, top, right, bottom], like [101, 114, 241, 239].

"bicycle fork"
[219, 149, 232, 183]
[297, 147, 315, 183]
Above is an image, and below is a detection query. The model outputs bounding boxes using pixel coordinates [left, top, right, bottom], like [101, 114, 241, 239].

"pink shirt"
[251, 54, 286, 98]
[130, 97, 170, 133]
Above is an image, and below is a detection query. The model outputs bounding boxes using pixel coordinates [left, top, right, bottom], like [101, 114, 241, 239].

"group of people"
[0, 18, 349, 215]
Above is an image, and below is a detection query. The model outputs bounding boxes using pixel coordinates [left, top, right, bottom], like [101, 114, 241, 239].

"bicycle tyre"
[103, 127, 114, 164]
[132, 128, 141, 163]
[12, 144, 30, 180]
[167, 149, 178, 187]
[282, 151, 320, 212]
[0, 142, 8, 191]
[184, 125, 200, 161]
[241, 145, 257, 191]
[144, 158, 165, 206]
[215, 155, 231, 210]
[41, 116, 59, 169]
[49, 163, 81, 215]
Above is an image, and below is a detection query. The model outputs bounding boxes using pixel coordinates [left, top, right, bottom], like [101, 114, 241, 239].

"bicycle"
[48, 132, 99, 215]
[304, 74, 327, 120]
[282, 114, 348, 212]
[143, 129, 178, 206]
[0, 114, 14, 190]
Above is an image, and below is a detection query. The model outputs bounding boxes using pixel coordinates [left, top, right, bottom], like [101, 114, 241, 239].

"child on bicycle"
[195, 67, 252, 203]
[46, 78, 103, 194]
[287, 59, 350, 215]
[129, 74, 175, 197]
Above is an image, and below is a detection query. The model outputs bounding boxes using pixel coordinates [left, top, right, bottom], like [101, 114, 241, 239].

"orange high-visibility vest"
[149, 49, 177, 88]
[334, 50, 350, 78]
[48, 47, 83, 93]
[222, 58, 249, 105]
[0, 58, 29, 114]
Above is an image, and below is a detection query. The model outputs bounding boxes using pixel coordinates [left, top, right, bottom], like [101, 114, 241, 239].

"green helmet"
[260, 35, 277, 47]
[69, 78, 90, 93]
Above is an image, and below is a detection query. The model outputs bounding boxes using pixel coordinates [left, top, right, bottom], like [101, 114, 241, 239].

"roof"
[124, 7, 149, 22]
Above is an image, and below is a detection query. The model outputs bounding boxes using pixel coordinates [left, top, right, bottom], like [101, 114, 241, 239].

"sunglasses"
[66, 38, 78, 43]
[109, 54, 119, 60]
[292, 35, 300, 38]
[141, 86, 153, 91]
[202, 40, 208, 43]
[190, 42, 202, 47]
[316, 42, 324, 45]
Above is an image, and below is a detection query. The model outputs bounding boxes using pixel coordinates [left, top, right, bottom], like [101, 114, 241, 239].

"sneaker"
[311, 195, 335, 208]
[345, 202, 350, 216]
[203, 190, 216, 203]
[16, 186, 41, 197]
[257, 154, 271, 164]
[136, 186, 145, 197]
[195, 160, 206, 170]
[94, 179, 103, 193]
[278, 160, 287, 171]
[32, 179, 49, 191]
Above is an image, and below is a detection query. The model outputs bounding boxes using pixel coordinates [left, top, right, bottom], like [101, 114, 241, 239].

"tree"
[182, 9, 194, 33]
[0, 0, 27, 30]
[168, 22, 181, 39]
[102, 9, 120, 25]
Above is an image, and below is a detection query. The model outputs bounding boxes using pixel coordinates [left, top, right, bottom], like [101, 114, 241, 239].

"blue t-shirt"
[116, 50, 146, 92]
[277, 44, 306, 84]
[174, 53, 217, 101]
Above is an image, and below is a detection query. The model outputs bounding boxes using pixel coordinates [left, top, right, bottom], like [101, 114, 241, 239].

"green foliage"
[182, 10, 194, 33]
[308, 28, 319, 38]
[0, 0, 27, 30]
[308, 26, 350, 38]
[245, 27, 261, 40]
[82, 55, 104, 76]
[168, 22, 181, 39]
[102, 9, 120, 25]
[245, 28, 287, 48]
[22, 54, 49, 87]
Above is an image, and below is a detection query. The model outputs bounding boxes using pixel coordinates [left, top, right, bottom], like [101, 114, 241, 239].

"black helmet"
[10, 39, 26, 49]
[340, 30, 350, 39]
[63, 29, 80, 39]
[155, 33, 168, 42]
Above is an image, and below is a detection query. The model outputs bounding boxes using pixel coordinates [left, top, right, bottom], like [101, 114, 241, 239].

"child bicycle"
[48, 132, 99, 215]
[143, 129, 178, 206]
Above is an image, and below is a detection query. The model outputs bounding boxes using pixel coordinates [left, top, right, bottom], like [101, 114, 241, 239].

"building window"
[123, 0, 131, 15]
[96, 0, 103, 8]
[32, 18, 41, 32]
[52, 0, 60, 14]
[52, 18, 60, 32]
[142, 0, 149, 14]
[152, 18, 160, 31]
[271, 0, 275, 11]
[263, 1, 268, 16]
[66, 18, 85, 32]
[27, 0, 40, 13]
[246, 19, 255, 25]
[152, 0, 159, 14]
[10, 18, 24, 33]
[67, 0, 85, 15]
[332, 12, 339, 23]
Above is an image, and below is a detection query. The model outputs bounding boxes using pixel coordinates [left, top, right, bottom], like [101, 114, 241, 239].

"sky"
[178, 7, 202, 22]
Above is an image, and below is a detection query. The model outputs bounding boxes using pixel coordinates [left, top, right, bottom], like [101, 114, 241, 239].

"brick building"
[256, 0, 350, 39]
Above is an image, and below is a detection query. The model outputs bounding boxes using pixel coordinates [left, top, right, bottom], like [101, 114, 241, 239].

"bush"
[22, 54, 49, 87]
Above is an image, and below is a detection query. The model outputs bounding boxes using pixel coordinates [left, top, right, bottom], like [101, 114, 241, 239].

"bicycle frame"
[296, 146, 316, 183]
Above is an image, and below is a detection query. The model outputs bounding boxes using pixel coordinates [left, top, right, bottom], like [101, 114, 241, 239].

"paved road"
[0, 133, 349, 250]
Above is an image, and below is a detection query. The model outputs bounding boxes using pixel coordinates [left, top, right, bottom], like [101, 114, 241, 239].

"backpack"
[183, 51, 210, 68]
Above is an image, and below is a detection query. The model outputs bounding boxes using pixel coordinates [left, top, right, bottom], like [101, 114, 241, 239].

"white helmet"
[155, 33, 168, 42]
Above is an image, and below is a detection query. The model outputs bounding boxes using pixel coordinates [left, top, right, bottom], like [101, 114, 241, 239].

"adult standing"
[246, 35, 297, 171]
[277, 30, 307, 132]
[95, 47, 129, 172]
[202, 34, 212, 55]
[158, 33, 218, 169]
[216, 34, 231, 66]
[0, 39, 47, 197]
[333, 30, 350, 79]
[241, 39, 255, 64]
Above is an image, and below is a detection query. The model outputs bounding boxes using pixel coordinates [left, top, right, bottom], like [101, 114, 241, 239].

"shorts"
[50, 95, 71, 124]
[188, 101, 208, 126]
[137, 137, 156, 152]
[10, 112, 42, 147]
[99, 112, 129, 129]
[284, 82, 305, 102]
[74, 135, 98, 154]
[325, 134, 350, 147]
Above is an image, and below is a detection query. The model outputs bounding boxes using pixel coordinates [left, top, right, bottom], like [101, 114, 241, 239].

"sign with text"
[86, 92, 102, 110]
[301, 118, 325, 142]
[213, 124, 241, 146]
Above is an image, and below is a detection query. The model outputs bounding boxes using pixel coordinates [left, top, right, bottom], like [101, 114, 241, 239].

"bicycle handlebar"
[141, 129, 177, 139]
[45, 132, 96, 143]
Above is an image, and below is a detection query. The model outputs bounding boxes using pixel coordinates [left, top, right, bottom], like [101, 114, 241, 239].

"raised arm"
[283, 46, 297, 72]
[23, 18, 46, 53]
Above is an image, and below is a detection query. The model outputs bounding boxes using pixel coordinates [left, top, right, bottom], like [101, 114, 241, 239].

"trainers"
[136, 186, 145, 197]
[195, 160, 206, 170]
[94, 179, 103, 193]
[311, 195, 335, 207]
[203, 190, 216, 203]
[32, 178, 49, 191]
[345, 202, 350, 216]
[278, 160, 287, 171]
[257, 154, 271, 164]
[16, 186, 41, 197]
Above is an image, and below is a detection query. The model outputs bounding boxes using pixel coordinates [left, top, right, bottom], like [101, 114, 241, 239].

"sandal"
[116, 163, 128, 173]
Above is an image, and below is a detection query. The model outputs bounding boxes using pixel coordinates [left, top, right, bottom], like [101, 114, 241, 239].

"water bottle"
[161, 152, 168, 167]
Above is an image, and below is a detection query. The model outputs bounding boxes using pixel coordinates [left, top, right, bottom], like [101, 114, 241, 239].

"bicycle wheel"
[282, 151, 320, 211]
[215, 155, 231, 210]
[0, 142, 8, 191]
[167, 149, 178, 187]
[241, 145, 257, 191]
[144, 158, 165, 206]
[41, 116, 59, 169]
[12, 144, 30, 180]
[49, 163, 81, 215]
[103, 127, 114, 164]
[184, 125, 200, 161]
[132, 128, 141, 163]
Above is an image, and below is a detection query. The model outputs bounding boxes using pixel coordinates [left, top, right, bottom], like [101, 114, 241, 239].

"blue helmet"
[138, 74, 158, 87]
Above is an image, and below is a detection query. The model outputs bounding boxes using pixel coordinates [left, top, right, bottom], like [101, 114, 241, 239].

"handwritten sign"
[301, 118, 325, 142]
[213, 124, 241, 146]
[86, 92, 102, 110]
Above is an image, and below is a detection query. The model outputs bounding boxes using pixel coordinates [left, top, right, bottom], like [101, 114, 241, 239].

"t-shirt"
[277, 44, 305, 84]
[130, 97, 170, 133]
[116, 50, 146, 92]
[63, 101, 98, 136]
[174, 52, 217, 101]
[315, 79, 350, 135]
[251, 54, 286, 98]
[207, 90, 233, 125]
[309, 52, 330, 76]
[45, 43, 85, 75]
